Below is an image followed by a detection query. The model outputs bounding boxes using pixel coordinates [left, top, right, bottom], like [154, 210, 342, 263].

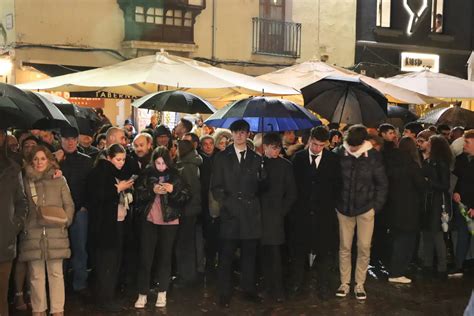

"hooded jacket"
[0, 158, 28, 262]
[19, 165, 75, 262]
[334, 141, 388, 217]
[176, 150, 203, 217]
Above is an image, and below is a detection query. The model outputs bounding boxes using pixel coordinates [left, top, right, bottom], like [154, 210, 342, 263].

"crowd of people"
[0, 114, 473, 315]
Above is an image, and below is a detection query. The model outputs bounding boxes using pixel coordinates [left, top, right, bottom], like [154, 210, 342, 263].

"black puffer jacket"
[134, 166, 191, 219]
[334, 141, 388, 217]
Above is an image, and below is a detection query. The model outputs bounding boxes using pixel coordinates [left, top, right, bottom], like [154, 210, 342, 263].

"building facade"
[355, 0, 474, 79]
[0, 0, 357, 122]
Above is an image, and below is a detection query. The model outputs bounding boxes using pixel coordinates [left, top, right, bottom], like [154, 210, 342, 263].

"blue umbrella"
[204, 97, 321, 132]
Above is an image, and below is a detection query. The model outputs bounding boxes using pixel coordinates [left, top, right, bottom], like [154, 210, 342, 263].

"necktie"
[311, 154, 318, 167]
[240, 150, 246, 166]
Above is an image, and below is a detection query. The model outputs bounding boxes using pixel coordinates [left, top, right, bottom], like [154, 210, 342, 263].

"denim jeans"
[69, 209, 88, 291]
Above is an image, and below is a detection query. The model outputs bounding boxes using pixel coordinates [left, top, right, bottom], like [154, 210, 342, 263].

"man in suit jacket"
[210, 119, 263, 307]
[289, 126, 342, 300]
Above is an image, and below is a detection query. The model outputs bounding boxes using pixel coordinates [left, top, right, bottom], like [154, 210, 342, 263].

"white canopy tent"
[381, 69, 474, 100]
[258, 60, 440, 105]
[17, 51, 299, 101]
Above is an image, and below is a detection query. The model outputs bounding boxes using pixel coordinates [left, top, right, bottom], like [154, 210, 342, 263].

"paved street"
[10, 263, 473, 316]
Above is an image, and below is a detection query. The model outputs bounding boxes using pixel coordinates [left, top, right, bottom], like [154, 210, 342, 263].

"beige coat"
[18, 166, 74, 262]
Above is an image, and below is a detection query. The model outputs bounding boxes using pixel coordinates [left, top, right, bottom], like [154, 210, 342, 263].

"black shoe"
[318, 287, 331, 301]
[242, 292, 263, 304]
[435, 271, 447, 280]
[97, 302, 123, 313]
[218, 296, 230, 308]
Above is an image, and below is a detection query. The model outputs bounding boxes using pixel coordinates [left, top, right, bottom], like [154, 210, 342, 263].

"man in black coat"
[333, 125, 388, 300]
[289, 126, 341, 300]
[211, 120, 263, 307]
[450, 129, 474, 277]
[198, 135, 219, 271]
[259, 133, 297, 302]
[57, 127, 93, 292]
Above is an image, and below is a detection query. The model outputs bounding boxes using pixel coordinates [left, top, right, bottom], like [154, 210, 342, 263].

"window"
[165, 10, 186, 26]
[259, 0, 285, 20]
[431, 0, 444, 33]
[376, 0, 391, 27]
[135, 6, 145, 23]
[135, 6, 164, 24]
[184, 12, 193, 27]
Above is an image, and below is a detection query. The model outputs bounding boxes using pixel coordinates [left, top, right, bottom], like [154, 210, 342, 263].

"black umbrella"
[386, 105, 419, 129]
[418, 106, 474, 129]
[0, 83, 46, 129]
[204, 96, 321, 132]
[54, 102, 102, 136]
[25, 91, 73, 129]
[302, 77, 388, 127]
[132, 90, 216, 114]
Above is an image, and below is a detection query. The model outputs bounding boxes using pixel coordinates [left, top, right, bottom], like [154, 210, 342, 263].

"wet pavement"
[10, 263, 474, 316]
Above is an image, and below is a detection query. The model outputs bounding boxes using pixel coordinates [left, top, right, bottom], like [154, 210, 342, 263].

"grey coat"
[19, 166, 75, 262]
[0, 159, 28, 263]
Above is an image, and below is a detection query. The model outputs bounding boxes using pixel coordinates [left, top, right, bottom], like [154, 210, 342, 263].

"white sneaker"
[354, 283, 367, 300]
[134, 294, 147, 309]
[335, 283, 350, 297]
[156, 291, 167, 307]
[388, 276, 412, 284]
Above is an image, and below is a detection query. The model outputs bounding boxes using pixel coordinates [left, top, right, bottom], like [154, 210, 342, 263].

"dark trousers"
[0, 261, 12, 316]
[422, 231, 447, 272]
[389, 230, 417, 277]
[455, 218, 473, 269]
[291, 243, 333, 290]
[261, 245, 284, 297]
[69, 209, 88, 291]
[203, 216, 220, 269]
[218, 239, 258, 300]
[175, 215, 197, 282]
[94, 222, 124, 302]
[137, 221, 178, 294]
[121, 211, 140, 287]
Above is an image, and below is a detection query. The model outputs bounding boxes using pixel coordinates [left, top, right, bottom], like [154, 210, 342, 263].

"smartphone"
[129, 174, 139, 181]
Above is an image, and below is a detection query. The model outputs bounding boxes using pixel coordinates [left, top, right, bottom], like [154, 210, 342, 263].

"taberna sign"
[401, 52, 440, 72]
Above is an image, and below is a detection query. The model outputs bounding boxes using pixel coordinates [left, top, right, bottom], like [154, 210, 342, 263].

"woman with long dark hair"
[88, 144, 134, 312]
[134, 146, 191, 309]
[421, 135, 452, 278]
[385, 137, 426, 284]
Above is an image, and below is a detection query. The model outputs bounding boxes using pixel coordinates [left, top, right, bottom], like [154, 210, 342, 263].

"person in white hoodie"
[333, 125, 388, 301]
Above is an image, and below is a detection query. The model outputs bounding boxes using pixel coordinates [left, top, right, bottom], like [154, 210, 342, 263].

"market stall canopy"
[258, 60, 441, 104]
[381, 70, 474, 100]
[16, 51, 299, 98]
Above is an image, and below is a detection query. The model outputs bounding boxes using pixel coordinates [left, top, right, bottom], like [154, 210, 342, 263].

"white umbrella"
[16, 51, 298, 98]
[258, 60, 441, 104]
[381, 69, 474, 100]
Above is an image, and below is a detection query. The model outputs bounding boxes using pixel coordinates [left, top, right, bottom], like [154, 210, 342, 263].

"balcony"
[252, 17, 301, 58]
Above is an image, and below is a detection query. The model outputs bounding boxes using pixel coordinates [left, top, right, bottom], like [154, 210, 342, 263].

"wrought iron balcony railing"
[252, 17, 301, 58]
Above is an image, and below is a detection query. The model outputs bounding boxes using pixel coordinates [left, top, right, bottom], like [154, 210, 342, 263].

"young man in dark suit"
[210, 119, 263, 308]
[289, 126, 342, 300]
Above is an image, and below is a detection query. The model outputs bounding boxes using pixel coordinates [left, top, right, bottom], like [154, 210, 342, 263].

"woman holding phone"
[134, 146, 191, 309]
[88, 144, 134, 313]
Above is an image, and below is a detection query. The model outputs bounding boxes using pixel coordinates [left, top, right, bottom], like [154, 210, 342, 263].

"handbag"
[29, 181, 68, 227]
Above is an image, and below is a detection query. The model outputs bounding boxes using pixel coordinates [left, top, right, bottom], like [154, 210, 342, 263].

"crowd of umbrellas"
[2, 51, 474, 133]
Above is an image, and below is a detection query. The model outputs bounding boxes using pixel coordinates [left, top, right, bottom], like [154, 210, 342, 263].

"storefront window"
[431, 0, 444, 33]
[376, 0, 391, 28]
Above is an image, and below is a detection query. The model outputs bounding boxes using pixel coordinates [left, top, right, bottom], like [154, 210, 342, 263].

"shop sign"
[401, 52, 439, 72]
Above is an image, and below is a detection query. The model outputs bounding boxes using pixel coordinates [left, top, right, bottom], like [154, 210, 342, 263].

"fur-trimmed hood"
[24, 164, 56, 182]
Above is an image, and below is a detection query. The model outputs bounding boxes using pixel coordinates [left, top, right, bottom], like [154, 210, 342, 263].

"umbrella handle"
[339, 86, 349, 125]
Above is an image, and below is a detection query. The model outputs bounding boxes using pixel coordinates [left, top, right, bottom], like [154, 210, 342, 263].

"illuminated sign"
[403, 0, 428, 35]
[401, 52, 439, 72]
